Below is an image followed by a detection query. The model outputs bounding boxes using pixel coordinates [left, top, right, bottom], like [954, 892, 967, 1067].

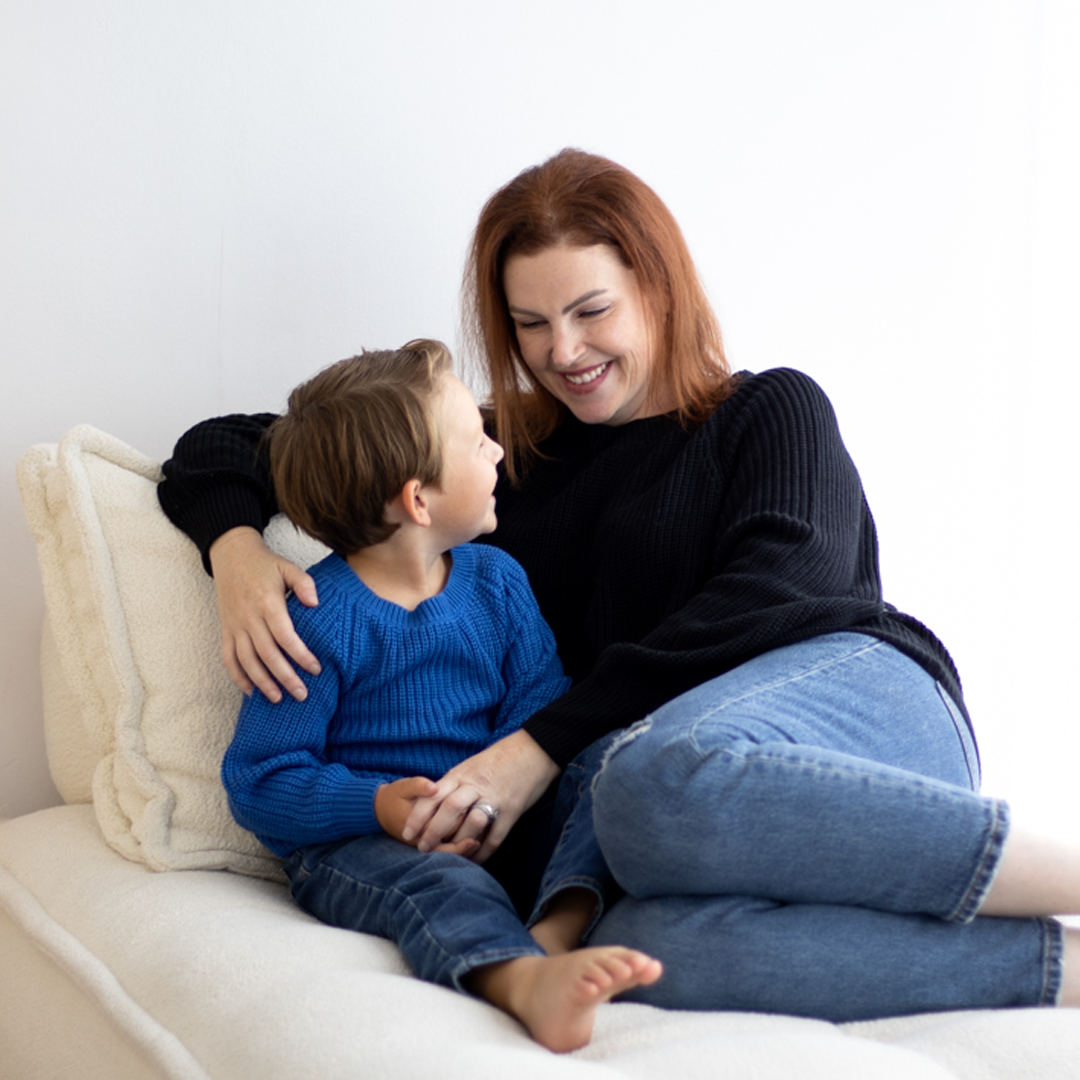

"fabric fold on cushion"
[17, 425, 327, 878]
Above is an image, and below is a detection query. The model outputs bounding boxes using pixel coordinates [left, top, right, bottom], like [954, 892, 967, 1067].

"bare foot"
[472, 947, 662, 1053]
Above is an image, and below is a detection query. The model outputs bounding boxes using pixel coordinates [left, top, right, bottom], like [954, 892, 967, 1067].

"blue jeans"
[586, 633, 1062, 1020]
[282, 738, 615, 994]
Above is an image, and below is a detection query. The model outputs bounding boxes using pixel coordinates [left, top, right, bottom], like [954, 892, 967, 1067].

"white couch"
[3, 424, 1079, 1080]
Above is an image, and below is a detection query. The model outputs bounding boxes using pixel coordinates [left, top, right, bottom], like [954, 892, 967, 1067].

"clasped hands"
[374, 728, 559, 862]
[374, 775, 497, 859]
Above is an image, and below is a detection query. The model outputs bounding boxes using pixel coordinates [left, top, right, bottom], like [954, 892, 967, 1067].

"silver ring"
[472, 801, 499, 825]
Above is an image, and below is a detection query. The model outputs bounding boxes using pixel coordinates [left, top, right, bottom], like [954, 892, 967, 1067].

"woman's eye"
[580, 306, 610, 319]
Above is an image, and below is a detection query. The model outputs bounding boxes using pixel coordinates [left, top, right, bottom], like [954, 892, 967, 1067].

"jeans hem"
[1038, 917, 1065, 1006]
[947, 798, 1010, 923]
[526, 876, 610, 943]
[450, 944, 546, 995]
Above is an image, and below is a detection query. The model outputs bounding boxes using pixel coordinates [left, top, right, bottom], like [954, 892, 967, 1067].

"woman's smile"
[563, 360, 610, 387]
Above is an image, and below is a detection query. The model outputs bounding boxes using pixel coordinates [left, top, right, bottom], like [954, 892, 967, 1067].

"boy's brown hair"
[268, 339, 452, 555]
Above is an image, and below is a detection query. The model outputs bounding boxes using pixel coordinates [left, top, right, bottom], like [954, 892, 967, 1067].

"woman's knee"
[590, 715, 710, 885]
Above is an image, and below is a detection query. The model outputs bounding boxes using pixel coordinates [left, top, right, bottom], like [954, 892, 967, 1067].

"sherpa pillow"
[17, 425, 328, 879]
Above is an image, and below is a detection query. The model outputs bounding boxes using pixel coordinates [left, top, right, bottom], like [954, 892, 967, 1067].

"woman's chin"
[554, 383, 623, 426]
[562, 390, 651, 427]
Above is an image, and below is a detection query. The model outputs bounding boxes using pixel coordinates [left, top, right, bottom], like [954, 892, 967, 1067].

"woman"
[159, 148, 1079, 1021]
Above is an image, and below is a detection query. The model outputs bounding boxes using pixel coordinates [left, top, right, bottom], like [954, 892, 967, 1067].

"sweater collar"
[316, 545, 479, 625]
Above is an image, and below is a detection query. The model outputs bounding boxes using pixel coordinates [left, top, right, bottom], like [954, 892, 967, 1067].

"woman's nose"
[551, 323, 585, 368]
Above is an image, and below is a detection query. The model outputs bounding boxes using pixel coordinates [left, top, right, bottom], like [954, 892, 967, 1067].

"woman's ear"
[388, 478, 431, 528]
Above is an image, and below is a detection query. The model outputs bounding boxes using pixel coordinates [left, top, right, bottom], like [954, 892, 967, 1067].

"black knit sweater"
[158, 368, 969, 766]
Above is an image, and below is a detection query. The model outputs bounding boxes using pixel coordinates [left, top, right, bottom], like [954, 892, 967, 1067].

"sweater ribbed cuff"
[329, 779, 384, 839]
[158, 482, 271, 575]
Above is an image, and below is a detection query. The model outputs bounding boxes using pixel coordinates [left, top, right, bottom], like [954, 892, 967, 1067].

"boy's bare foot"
[470, 946, 662, 1053]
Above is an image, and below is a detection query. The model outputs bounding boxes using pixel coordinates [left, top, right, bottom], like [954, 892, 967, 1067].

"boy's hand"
[375, 778, 480, 857]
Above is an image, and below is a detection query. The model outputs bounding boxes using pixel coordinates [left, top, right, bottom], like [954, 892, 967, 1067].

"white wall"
[3, 1, 1078, 830]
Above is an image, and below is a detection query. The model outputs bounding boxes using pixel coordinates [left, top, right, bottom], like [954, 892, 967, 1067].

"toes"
[583, 949, 659, 996]
[640, 957, 664, 985]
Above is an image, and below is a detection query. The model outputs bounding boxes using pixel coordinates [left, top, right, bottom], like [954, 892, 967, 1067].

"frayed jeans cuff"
[947, 798, 1010, 924]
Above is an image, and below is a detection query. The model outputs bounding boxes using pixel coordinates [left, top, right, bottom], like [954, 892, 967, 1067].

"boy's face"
[424, 374, 504, 548]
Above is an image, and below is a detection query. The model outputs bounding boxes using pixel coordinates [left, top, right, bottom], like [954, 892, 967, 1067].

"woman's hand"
[208, 526, 321, 702]
[401, 729, 561, 864]
[375, 777, 479, 858]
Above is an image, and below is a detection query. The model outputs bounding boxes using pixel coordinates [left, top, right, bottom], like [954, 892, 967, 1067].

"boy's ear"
[389, 478, 431, 528]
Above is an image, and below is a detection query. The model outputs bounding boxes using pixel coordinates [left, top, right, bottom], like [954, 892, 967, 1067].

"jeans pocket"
[935, 682, 981, 790]
[282, 851, 308, 892]
[285, 839, 351, 888]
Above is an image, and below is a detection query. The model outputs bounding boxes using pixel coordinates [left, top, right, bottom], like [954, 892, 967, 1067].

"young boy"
[222, 340, 660, 1052]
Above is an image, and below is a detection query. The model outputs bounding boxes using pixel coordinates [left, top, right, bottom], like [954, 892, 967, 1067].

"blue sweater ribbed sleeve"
[221, 544, 570, 856]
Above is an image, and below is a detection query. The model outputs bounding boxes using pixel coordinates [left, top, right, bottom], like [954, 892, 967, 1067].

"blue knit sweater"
[221, 544, 571, 856]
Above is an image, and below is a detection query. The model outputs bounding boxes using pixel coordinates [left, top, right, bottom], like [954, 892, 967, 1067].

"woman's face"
[503, 243, 661, 426]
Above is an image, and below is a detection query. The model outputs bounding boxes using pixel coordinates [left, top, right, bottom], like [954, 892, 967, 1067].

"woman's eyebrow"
[508, 289, 609, 318]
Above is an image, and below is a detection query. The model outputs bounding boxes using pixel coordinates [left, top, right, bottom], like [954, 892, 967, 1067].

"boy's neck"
[345, 537, 453, 612]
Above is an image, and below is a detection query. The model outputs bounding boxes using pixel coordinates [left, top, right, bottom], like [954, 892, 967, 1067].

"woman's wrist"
[502, 728, 561, 794]
[527, 732, 562, 789]
[522, 714, 583, 773]
[208, 526, 267, 577]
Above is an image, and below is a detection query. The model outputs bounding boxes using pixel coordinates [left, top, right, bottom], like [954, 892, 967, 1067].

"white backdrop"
[2, 1, 1078, 832]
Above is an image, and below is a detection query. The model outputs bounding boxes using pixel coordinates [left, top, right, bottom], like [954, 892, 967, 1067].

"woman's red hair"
[463, 148, 735, 482]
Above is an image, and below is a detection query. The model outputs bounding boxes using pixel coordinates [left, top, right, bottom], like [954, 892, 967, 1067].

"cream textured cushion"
[17, 425, 327, 878]
[9, 806, 1080, 1080]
